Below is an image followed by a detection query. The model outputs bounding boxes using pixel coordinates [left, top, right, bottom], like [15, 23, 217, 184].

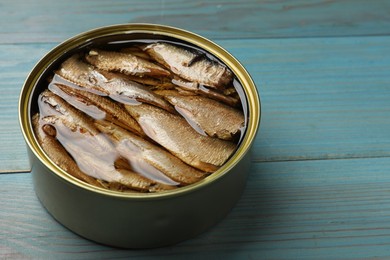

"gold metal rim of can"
[19, 23, 261, 200]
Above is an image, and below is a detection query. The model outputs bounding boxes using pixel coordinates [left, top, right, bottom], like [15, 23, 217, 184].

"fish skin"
[49, 83, 144, 136]
[144, 42, 233, 90]
[125, 74, 176, 89]
[50, 117, 171, 192]
[95, 120, 206, 185]
[120, 46, 152, 60]
[38, 89, 100, 136]
[156, 90, 245, 140]
[32, 113, 106, 188]
[49, 117, 168, 192]
[103, 73, 176, 113]
[115, 169, 176, 192]
[38, 90, 119, 179]
[38, 90, 175, 192]
[125, 104, 237, 172]
[56, 54, 110, 95]
[56, 55, 175, 113]
[46, 116, 174, 192]
[85, 48, 171, 77]
[171, 77, 240, 107]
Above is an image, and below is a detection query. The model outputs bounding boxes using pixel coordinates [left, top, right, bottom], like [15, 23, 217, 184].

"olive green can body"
[19, 24, 260, 248]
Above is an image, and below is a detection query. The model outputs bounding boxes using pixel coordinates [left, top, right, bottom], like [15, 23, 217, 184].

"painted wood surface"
[0, 43, 55, 172]
[2, 158, 390, 259]
[2, 0, 390, 258]
[1, 0, 390, 43]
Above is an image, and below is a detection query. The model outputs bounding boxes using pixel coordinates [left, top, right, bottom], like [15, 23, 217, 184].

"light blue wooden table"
[1, 1, 390, 259]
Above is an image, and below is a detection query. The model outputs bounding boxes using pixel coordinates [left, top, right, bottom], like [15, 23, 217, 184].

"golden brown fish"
[85, 48, 171, 77]
[56, 55, 174, 113]
[44, 116, 172, 192]
[49, 82, 144, 136]
[38, 89, 119, 172]
[52, 122, 170, 192]
[95, 120, 206, 185]
[156, 90, 245, 140]
[144, 42, 233, 90]
[125, 104, 237, 172]
[103, 73, 176, 113]
[32, 113, 106, 189]
[38, 93, 173, 192]
[121, 46, 152, 60]
[38, 89, 101, 135]
[171, 77, 240, 107]
[105, 168, 175, 192]
[125, 74, 176, 89]
[39, 115, 120, 185]
[56, 54, 110, 95]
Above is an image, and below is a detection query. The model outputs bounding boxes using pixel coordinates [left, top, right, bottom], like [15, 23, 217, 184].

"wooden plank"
[1, 35, 390, 171]
[1, 0, 390, 43]
[0, 43, 56, 172]
[2, 157, 390, 258]
[224, 36, 390, 162]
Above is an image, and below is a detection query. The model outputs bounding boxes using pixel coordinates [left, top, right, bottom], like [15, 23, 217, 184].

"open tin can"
[19, 24, 260, 248]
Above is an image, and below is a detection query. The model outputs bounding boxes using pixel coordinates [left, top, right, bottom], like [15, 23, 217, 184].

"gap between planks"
[252, 154, 390, 163]
[2, 33, 390, 46]
[2, 154, 390, 175]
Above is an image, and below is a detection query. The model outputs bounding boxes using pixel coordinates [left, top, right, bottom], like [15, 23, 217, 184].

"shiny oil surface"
[33, 39, 247, 190]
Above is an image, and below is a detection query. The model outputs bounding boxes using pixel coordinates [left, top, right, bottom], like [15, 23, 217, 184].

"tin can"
[19, 24, 260, 248]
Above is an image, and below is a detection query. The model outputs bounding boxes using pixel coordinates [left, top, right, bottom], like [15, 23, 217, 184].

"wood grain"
[2, 35, 389, 172]
[2, 158, 390, 258]
[1, 0, 390, 43]
[0, 43, 55, 172]
[228, 36, 390, 162]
